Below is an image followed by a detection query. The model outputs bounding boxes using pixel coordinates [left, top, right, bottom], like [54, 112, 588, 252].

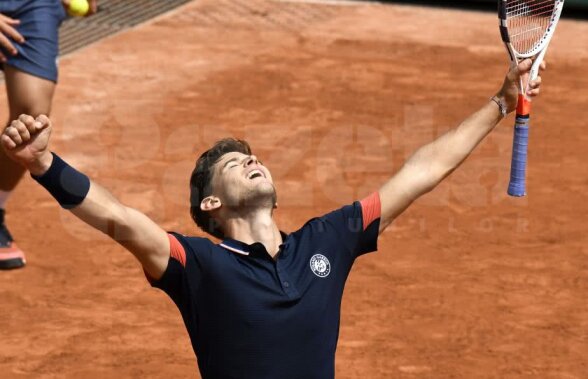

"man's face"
[210, 152, 276, 209]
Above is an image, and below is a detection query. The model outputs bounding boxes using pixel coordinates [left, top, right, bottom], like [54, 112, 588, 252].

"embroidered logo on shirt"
[309, 254, 331, 278]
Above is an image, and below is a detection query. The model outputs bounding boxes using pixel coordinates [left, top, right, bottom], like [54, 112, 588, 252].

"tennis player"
[1, 59, 541, 378]
[0, 0, 98, 269]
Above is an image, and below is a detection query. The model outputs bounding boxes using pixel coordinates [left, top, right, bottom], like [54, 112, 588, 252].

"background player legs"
[0, 65, 56, 269]
[2, 65, 56, 188]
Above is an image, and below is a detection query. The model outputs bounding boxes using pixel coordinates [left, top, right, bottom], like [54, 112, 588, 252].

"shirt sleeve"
[149, 232, 204, 309]
[320, 192, 381, 258]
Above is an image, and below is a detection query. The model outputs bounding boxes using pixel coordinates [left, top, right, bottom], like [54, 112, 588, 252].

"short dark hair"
[190, 138, 252, 239]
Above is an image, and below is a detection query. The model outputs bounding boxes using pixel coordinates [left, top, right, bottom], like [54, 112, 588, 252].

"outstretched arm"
[1, 115, 169, 280]
[378, 59, 543, 233]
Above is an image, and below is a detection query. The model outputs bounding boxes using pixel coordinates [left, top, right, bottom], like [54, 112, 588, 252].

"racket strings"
[505, 0, 556, 54]
[506, 0, 554, 13]
[508, 1, 555, 18]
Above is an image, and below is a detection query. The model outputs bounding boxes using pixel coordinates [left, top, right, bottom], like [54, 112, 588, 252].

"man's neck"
[223, 208, 282, 258]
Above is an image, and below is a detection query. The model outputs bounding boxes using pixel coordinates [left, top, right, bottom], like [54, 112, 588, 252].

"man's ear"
[201, 196, 222, 212]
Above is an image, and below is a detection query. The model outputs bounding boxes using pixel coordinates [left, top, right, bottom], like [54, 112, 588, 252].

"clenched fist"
[1, 114, 54, 176]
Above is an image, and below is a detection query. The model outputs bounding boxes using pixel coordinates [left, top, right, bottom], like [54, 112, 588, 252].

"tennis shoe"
[0, 209, 26, 270]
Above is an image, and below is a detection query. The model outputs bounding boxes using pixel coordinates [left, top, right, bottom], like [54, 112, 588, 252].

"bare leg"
[0, 65, 56, 269]
[1, 65, 56, 191]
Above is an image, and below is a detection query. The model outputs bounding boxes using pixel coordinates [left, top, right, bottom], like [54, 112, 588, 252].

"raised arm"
[0, 115, 169, 280]
[378, 59, 543, 233]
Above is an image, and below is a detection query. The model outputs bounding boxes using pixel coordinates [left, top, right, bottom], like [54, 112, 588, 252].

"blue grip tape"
[507, 115, 530, 197]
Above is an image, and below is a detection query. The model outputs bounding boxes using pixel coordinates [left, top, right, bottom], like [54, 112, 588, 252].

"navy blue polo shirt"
[151, 194, 381, 379]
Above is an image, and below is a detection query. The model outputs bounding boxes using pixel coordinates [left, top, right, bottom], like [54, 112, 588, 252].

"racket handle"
[507, 96, 531, 197]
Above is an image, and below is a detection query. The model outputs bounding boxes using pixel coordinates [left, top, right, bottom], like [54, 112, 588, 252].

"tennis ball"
[67, 0, 90, 17]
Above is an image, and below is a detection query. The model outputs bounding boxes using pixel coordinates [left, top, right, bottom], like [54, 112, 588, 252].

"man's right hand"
[1, 115, 54, 176]
[0, 13, 25, 63]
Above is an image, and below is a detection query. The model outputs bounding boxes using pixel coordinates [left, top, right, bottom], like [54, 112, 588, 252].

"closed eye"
[222, 157, 240, 170]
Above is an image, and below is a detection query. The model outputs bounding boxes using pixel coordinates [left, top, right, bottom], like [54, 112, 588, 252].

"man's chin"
[226, 184, 276, 209]
[250, 184, 277, 207]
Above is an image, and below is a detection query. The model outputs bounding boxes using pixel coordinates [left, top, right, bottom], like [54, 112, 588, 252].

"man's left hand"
[496, 59, 545, 114]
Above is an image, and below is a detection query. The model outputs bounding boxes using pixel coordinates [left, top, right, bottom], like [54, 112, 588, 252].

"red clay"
[1, 1, 587, 378]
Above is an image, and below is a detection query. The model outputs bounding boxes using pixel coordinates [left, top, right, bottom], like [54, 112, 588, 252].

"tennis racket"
[499, 0, 565, 197]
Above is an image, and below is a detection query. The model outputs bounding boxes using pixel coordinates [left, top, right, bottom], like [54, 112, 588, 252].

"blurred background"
[375, 0, 588, 17]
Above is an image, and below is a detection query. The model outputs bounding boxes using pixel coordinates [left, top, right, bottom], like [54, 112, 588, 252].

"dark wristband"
[31, 152, 91, 209]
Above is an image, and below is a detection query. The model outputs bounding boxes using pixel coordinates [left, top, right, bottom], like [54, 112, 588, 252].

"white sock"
[0, 190, 10, 210]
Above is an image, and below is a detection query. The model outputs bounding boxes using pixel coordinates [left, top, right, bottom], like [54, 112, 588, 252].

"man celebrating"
[1, 59, 541, 378]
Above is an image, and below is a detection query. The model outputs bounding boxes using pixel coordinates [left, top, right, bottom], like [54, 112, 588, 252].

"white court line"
[274, 0, 375, 6]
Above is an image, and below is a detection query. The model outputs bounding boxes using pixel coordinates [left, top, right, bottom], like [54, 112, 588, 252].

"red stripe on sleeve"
[360, 192, 381, 231]
[169, 234, 186, 268]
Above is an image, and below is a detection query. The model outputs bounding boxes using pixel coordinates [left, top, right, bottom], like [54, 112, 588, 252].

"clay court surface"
[1, 0, 588, 377]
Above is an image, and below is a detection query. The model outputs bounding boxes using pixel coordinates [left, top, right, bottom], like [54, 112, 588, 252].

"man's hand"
[0, 13, 25, 63]
[496, 58, 545, 114]
[1, 115, 53, 176]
